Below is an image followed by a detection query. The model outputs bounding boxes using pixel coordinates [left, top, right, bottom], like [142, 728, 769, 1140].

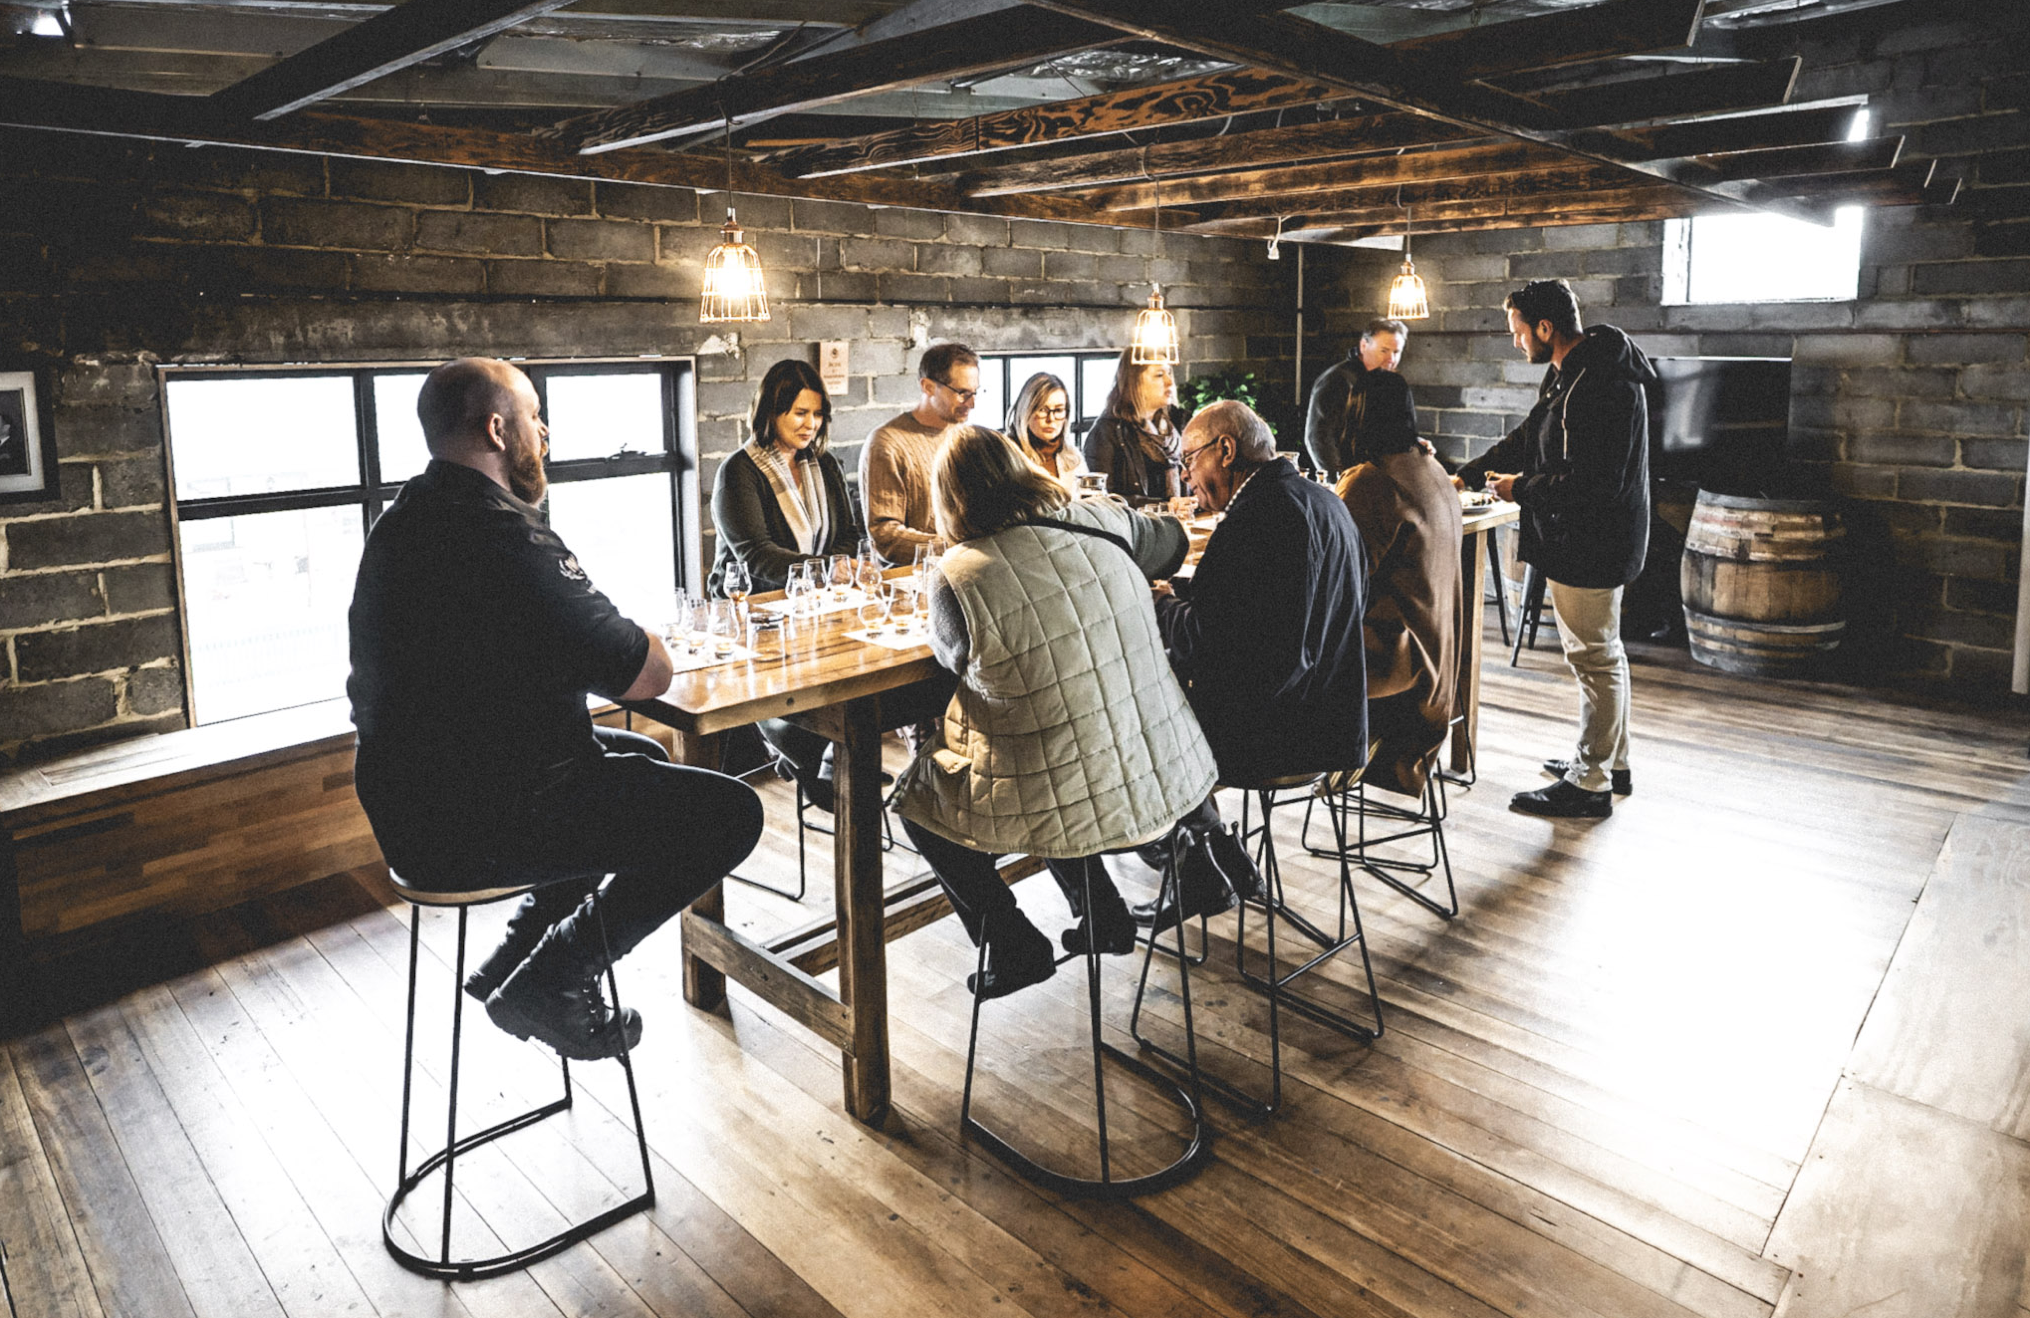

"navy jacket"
[1457, 325, 1656, 589]
[1156, 459, 1369, 787]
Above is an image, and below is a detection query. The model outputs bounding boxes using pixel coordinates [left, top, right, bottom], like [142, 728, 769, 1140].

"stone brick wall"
[1346, 10, 2028, 689]
[0, 128, 1338, 763]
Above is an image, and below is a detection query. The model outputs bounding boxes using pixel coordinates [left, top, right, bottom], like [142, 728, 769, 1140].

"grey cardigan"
[708, 445, 862, 597]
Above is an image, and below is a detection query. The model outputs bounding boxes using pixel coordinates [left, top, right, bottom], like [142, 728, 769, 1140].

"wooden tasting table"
[623, 571, 948, 1126]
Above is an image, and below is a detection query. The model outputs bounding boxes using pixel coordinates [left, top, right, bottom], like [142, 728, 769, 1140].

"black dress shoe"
[967, 926, 1057, 1000]
[1061, 898, 1138, 956]
[1510, 779, 1613, 819]
[1541, 758, 1631, 795]
[1128, 866, 1239, 928]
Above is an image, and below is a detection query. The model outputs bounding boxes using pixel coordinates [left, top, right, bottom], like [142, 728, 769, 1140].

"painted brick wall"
[1339, 11, 2029, 689]
[0, 128, 1343, 763]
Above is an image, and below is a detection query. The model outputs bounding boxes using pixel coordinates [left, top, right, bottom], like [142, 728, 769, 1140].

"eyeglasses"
[1032, 405, 1069, 419]
[931, 378, 978, 404]
[1180, 438, 1223, 465]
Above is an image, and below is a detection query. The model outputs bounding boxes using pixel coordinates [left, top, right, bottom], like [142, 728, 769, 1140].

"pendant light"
[1131, 184, 1179, 365]
[1386, 197, 1430, 322]
[701, 118, 770, 324]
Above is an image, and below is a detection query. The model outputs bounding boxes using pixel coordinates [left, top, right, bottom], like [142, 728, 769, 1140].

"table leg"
[1453, 529, 1491, 776]
[675, 729, 728, 1012]
[833, 696, 891, 1124]
[1, 836, 35, 1034]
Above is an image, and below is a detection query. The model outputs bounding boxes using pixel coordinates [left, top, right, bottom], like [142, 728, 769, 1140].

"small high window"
[1662, 109, 1871, 305]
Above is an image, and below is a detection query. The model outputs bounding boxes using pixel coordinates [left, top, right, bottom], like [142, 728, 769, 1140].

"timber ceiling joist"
[0, 0, 1962, 247]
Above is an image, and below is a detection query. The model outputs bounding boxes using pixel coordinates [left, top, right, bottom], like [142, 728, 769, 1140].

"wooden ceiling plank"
[1089, 140, 1575, 211]
[768, 70, 1345, 179]
[547, 6, 1122, 154]
[1615, 102, 1860, 160]
[961, 113, 1478, 197]
[211, 0, 582, 121]
[1692, 133, 1902, 181]
[1024, 0, 1828, 223]
[1388, 0, 1705, 81]
[1532, 57, 1801, 128]
[0, 73, 1177, 227]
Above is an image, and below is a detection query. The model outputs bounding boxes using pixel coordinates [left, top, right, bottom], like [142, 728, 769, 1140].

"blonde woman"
[894, 426, 1211, 998]
[1003, 371, 1085, 482]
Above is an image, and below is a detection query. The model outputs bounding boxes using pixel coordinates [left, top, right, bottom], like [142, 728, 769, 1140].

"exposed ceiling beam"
[766, 68, 1345, 179]
[1529, 57, 1801, 127]
[766, 0, 1706, 180]
[1697, 134, 1902, 180]
[0, 73, 1191, 227]
[1023, 0, 1827, 223]
[546, 4, 1128, 154]
[1088, 140, 1576, 211]
[961, 113, 1476, 197]
[1613, 102, 1861, 159]
[211, 0, 582, 121]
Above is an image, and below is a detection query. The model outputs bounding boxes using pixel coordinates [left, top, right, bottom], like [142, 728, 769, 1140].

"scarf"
[1128, 409, 1182, 500]
[745, 438, 832, 556]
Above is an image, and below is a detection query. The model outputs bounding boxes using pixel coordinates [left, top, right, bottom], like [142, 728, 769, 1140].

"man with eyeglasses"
[860, 341, 979, 564]
[1152, 399, 1369, 792]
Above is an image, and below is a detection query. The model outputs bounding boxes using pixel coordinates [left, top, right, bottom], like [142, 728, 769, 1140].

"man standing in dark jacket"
[1456, 280, 1655, 819]
[1304, 317, 1408, 478]
[1156, 399, 1369, 788]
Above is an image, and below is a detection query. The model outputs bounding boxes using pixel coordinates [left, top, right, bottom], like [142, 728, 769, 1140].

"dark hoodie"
[1458, 324, 1656, 589]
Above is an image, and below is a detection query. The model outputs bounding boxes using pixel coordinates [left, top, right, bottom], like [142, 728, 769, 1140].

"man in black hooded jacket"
[1456, 280, 1655, 818]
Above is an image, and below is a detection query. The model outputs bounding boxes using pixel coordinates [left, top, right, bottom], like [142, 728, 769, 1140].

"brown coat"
[1337, 451, 1464, 797]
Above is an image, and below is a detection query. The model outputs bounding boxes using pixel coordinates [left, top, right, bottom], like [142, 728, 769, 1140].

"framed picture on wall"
[0, 369, 58, 505]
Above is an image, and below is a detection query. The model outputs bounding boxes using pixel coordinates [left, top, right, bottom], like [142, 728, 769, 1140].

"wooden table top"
[632, 574, 941, 735]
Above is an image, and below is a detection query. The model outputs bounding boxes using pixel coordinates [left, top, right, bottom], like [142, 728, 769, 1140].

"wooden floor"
[7, 628, 2030, 1318]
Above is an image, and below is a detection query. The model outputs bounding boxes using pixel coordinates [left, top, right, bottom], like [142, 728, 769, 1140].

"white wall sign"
[819, 341, 850, 395]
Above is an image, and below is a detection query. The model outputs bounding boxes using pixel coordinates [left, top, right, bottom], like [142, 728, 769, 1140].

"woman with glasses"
[1003, 371, 1086, 482]
[710, 358, 863, 811]
[1081, 349, 1188, 505]
[894, 426, 1208, 998]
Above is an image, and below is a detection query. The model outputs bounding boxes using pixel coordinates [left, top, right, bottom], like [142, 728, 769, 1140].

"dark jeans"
[387, 726, 763, 961]
[898, 816, 1125, 946]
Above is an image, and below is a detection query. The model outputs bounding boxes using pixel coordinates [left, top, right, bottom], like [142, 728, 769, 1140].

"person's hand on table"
[1487, 472, 1520, 502]
[1151, 579, 1176, 600]
[1450, 474, 1466, 491]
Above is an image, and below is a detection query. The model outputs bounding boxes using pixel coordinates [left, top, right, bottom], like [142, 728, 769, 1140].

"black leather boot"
[484, 919, 641, 1061]
[462, 884, 585, 1003]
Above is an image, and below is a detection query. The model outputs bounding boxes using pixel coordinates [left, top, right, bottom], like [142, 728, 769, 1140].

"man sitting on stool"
[347, 357, 763, 1060]
[1142, 400, 1369, 921]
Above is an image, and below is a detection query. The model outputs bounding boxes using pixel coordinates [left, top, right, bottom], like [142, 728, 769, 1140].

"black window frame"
[160, 356, 700, 724]
[976, 350, 1124, 440]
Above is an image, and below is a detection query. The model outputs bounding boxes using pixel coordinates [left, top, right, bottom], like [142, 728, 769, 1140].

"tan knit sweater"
[857, 411, 952, 564]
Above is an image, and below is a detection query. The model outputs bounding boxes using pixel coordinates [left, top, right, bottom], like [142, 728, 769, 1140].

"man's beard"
[508, 440, 547, 504]
[1526, 334, 1555, 366]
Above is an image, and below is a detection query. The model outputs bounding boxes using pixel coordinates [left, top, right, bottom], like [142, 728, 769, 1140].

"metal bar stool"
[961, 837, 1211, 1198]
[1226, 770, 1385, 1112]
[1302, 748, 1459, 920]
[1510, 563, 1550, 665]
[383, 872, 654, 1281]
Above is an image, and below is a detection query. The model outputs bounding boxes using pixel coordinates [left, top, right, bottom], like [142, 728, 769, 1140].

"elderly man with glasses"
[1153, 399, 1370, 790]
[859, 341, 980, 564]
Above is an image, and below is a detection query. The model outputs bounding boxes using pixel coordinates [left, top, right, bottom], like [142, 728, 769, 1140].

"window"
[1662, 109, 1872, 305]
[976, 351, 1124, 443]
[164, 360, 697, 725]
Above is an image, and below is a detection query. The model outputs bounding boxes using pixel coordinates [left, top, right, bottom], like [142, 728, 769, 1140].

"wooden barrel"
[1680, 492, 1846, 676]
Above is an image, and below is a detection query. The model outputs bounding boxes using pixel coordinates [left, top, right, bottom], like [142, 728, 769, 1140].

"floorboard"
[6, 628, 2030, 1318]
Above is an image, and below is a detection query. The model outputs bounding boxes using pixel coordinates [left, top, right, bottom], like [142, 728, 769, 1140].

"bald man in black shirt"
[348, 357, 761, 1060]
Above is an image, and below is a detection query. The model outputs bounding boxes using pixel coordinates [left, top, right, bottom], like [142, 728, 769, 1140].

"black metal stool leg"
[966, 849, 1210, 1198]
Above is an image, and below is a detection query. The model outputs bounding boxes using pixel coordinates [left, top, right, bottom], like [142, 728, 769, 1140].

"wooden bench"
[0, 699, 386, 1029]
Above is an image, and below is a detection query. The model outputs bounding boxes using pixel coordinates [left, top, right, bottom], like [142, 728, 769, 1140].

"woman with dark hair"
[1335, 370, 1462, 798]
[708, 357, 862, 597]
[893, 426, 1209, 998]
[1003, 371, 1085, 482]
[710, 358, 865, 810]
[1080, 350, 1187, 504]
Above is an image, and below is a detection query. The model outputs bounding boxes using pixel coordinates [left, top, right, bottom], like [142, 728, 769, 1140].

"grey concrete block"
[1900, 398, 2019, 435]
[1792, 333, 1905, 367]
[55, 407, 162, 458]
[15, 613, 180, 682]
[0, 677, 119, 741]
[486, 259, 604, 297]
[102, 562, 176, 615]
[981, 246, 1041, 278]
[1899, 467, 2020, 507]
[815, 271, 878, 301]
[793, 198, 875, 235]
[478, 174, 597, 217]
[97, 457, 166, 508]
[1913, 258, 2030, 295]
[415, 210, 545, 256]
[5, 510, 170, 569]
[137, 192, 256, 242]
[1044, 250, 1099, 281]
[127, 665, 185, 716]
[1962, 436, 2030, 471]
[874, 209, 944, 240]
[1848, 431, 1956, 466]
[352, 253, 486, 294]
[0, 570, 104, 630]
[839, 237, 913, 270]
[1855, 299, 1967, 331]
[263, 198, 413, 251]
[1009, 219, 1073, 250]
[1844, 366, 1960, 398]
[944, 212, 1009, 246]
[548, 218, 656, 263]
[916, 244, 982, 276]
[1911, 333, 2027, 364]
[1542, 224, 1621, 252]
[605, 262, 697, 299]
[879, 272, 948, 303]
[947, 277, 1010, 304]
[195, 246, 353, 294]
[330, 159, 471, 207]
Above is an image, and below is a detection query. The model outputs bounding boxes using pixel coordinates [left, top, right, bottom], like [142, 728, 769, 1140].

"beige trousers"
[1547, 580, 1631, 793]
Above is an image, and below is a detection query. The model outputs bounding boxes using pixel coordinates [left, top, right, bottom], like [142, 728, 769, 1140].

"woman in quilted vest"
[894, 426, 1218, 999]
